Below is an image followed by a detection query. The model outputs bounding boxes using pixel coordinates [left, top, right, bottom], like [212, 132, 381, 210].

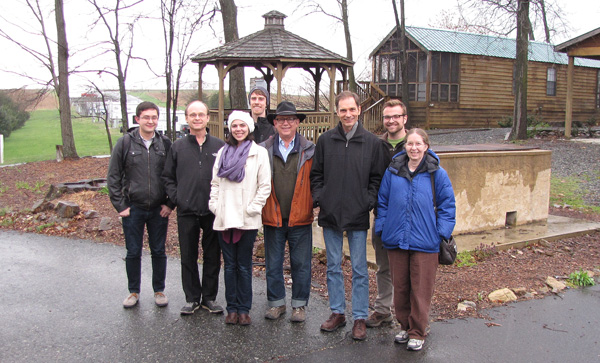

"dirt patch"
[1, 157, 599, 321]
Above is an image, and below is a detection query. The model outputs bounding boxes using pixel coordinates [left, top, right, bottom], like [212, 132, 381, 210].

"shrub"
[567, 269, 595, 287]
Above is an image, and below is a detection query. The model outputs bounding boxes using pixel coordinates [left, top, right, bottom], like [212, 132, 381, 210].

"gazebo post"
[218, 62, 226, 140]
[198, 64, 205, 101]
[328, 66, 336, 128]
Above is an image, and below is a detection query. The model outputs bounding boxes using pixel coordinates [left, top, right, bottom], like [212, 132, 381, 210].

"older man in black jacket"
[310, 91, 387, 341]
[162, 100, 225, 316]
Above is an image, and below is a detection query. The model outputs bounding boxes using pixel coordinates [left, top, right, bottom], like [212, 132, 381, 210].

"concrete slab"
[313, 215, 600, 264]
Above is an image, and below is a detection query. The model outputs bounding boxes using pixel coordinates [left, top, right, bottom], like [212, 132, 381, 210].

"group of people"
[107, 87, 456, 351]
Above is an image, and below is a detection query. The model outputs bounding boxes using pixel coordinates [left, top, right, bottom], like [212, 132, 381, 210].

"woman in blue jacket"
[375, 128, 455, 351]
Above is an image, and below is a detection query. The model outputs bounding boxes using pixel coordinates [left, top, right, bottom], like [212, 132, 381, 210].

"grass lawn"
[2, 109, 120, 164]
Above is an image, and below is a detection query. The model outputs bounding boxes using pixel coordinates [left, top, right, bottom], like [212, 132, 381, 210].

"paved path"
[2, 230, 599, 362]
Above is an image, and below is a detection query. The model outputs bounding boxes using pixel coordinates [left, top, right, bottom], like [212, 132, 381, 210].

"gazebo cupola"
[263, 10, 286, 29]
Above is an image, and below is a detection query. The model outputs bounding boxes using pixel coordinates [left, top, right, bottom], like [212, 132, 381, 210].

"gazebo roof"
[555, 27, 600, 61]
[191, 11, 353, 66]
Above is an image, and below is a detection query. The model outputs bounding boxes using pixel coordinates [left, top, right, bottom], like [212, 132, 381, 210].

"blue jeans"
[121, 205, 168, 293]
[322, 228, 368, 320]
[218, 230, 257, 314]
[264, 222, 312, 308]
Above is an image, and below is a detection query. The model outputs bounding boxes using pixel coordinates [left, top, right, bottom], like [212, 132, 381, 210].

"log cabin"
[363, 26, 600, 130]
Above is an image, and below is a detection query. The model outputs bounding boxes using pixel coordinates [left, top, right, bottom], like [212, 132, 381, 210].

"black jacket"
[107, 128, 172, 212]
[310, 121, 387, 231]
[162, 134, 225, 216]
[253, 116, 275, 144]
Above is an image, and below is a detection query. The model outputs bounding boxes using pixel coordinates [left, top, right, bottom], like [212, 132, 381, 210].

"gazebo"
[555, 27, 600, 137]
[191, 10, 354, 140]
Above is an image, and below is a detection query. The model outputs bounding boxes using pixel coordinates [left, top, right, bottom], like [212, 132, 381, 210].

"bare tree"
[219, 0, 246, 109]
[295, 0, 357, 92]
[391, 0, 409, 120]
[0, 0, 78, 158]
[161, 0, 215, 140]
[450, 0, 566, 43]
[88, 82, 114, 152]
[88, 0, 143, 134]
[55, 0, 78, 158]
[510, 0, 530, 140]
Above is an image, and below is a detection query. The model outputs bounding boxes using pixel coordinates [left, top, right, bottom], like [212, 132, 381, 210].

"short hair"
[406, 128, 430, 148]
[335, 91, 360, 109]
[383, 99, 406, 115]
[185, 100, 209, 116]
[136, 101, 159, 117]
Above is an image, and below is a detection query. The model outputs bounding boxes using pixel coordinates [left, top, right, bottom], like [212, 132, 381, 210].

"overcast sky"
[0, 0, 598, 94]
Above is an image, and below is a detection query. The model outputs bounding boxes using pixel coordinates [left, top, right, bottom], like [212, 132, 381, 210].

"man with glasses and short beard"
[162, 100, 226, 316]
[366, 99, 408, 328]
[108, 101, 173, 309]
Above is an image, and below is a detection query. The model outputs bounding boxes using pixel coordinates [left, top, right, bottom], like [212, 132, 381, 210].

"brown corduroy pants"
[388, 248, 438, 340]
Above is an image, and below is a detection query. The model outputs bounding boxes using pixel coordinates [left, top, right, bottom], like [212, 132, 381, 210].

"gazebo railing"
[208, 109, 334, 142]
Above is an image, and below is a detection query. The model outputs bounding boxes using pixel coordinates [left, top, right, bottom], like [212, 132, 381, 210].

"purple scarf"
[217, 140, 252, 182]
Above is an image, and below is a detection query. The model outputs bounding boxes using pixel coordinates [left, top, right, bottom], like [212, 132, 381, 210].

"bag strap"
[122, 133, 131, 166]
[430, 172, 438, 218]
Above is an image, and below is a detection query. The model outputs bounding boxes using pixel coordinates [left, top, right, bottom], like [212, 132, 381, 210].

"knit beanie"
[227, 110, 255, 133]
[248, 85, 270, 106]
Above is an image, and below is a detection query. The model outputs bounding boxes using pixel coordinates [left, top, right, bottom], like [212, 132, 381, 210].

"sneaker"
[394, 330, 409, 344]
[320, 313, 346, 332]
[201, 300, 224, 314]
[290, 307, 306, 323]
[407, 339, 424, 351]
[180, 301, 200, 315]
[365, 311, 393, 328]
[264, 305, 286, 320]
[123, 293, 139, 308]
[154, 292, 168, 307]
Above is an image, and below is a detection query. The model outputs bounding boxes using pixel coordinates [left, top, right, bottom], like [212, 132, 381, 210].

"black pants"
[177, 214, 221, 303]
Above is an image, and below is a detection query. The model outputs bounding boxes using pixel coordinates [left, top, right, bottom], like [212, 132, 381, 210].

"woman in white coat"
[209, 110, 271, 326]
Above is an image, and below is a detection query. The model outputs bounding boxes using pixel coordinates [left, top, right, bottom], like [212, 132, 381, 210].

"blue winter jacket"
[375, 149, 456, 253]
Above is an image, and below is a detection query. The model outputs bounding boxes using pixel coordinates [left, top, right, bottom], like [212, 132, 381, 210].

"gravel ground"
[428, 128, 600, 207]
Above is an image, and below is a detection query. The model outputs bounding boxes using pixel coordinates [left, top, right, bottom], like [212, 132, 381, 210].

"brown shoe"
[352, 319, 367, 340]
[320, 313, 346, 332]
[225, 312, 238, 325]
[365, 311, 393, 328]
[238, 313, 252, 326]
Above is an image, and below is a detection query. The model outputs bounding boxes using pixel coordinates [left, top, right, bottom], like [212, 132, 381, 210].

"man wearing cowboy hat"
[260, 101, 316, 323]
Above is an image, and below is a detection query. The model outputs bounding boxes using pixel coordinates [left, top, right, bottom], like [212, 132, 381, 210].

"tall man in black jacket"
[162, 100, 225, 316]
[107, 101, 173, 309]
[310, 91, 387, 341]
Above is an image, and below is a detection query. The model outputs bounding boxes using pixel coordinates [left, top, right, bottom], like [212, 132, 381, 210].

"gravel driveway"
[428, 128, 600, 207]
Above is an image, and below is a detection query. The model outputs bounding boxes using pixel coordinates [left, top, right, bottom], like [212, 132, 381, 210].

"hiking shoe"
[264, 305, 286, 320]
[180, 302, 200, 315]
[365, 311, 393, 327]
[123, 293, 139, 308]
[352, 319, 367, 340]
[407, 339, 424, 351]
[320, 313, 346, 332]
[201, 300, 224, 314]
[290, 307, 306, 323]
[394, 330, 409, 344]
[154, 292, 168, 307]
[239, 313, 251, 326]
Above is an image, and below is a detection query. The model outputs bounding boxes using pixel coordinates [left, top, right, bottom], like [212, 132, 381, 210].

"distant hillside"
[1, 89, 58, 111]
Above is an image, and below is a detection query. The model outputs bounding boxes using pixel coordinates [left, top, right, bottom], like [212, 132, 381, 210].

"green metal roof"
[372, 26, 600, 68]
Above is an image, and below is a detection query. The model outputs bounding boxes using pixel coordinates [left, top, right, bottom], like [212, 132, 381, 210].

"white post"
[0, 134, 3, 164]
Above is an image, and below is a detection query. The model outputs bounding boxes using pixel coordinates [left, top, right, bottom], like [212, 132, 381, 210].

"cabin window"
[546, 67, 557, 96]
[430, 53, 460, 102]
[406, 51, 427, 101]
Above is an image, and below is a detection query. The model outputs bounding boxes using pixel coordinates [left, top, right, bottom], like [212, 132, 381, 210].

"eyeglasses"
[406, 142, 425, 148]
[383, 114, 406, 121]
[274, 117, 298, 124]
[187, 112, 207, 119]
[140, 115, 159, 121]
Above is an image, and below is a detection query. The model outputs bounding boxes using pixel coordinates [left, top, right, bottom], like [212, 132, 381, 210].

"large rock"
[32, 199, 54, 213]
[488, 288, 518, 303]
[54, 201, 80, 218]
[254, 241, 265, 258]
[545, 276, 567, 292]
[98, 217, 112, 231]
[457, 300, 477, 311]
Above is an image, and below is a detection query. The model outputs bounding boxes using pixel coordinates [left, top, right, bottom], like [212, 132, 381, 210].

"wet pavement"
[2, 230, 599, 362]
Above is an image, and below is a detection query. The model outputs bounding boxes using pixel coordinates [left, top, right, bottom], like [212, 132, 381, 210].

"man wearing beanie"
[248, 85, 275, 143]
